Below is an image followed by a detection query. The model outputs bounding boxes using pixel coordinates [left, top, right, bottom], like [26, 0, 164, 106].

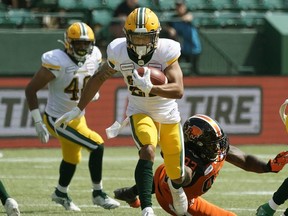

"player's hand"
[268, 151, 288, 173]
[54, 107, 81, 130]
[132, 67, 153, 96]
[35, 121, 49, 143]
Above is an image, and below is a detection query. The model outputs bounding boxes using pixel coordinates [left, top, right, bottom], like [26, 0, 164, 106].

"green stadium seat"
[106, 0, 123, 10]
[205, 0, 234, 10]
[186, 0, 207, 10]
[58, 0, 83, 10]
[239, 11, 265, 27]
[7, 9, 28, 26]
[82, 0, 106, 10]
[233, 0, 259, 10]
[0, 9, 42, 28]
[258, 0, 285, 10]
[139, 0, 158, 10]
[157, 0, 176, 11]
[91, 9, 112, 26]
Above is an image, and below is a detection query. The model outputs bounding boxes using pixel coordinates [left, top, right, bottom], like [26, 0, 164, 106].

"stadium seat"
[106, 0, 123, 10]
[186, 0, 208, 10]
[239, 11, 265, 27]
[7, 9, 28, 27]
[91, 9, 112, 26]
[82, 0, 106, 10]
[157, 0, 176, 11]
[233, 0, 259, 10]
[258, 0, 285, 10]
[205, 0, 235, 10]
[139, 0, 158, 10]
[58, 0, 83, 10]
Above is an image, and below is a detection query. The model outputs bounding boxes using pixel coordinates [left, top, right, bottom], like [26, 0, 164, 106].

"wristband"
[31, 109, 42, 123]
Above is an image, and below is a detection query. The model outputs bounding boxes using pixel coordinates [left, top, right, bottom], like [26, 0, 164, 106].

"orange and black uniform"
[154, 151, 236, 216]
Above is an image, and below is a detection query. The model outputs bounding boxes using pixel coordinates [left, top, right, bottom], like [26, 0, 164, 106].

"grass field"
[1, 145, 288, 216]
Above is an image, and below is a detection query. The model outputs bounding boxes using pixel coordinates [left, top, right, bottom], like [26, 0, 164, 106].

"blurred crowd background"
[1, 0, 288, 76]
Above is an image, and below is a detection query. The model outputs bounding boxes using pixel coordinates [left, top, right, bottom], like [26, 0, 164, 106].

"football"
[136, 67, 168, 85]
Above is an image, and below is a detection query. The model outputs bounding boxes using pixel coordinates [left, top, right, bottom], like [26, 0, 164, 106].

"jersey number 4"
[64, 76, 91, 101]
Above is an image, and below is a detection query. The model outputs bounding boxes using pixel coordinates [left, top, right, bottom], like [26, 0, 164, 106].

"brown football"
[136, 67, 168, 85]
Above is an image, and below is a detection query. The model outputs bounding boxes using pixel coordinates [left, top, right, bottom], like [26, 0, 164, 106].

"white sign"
[0, 89, 48, 136]
[115, 87, 262, 135]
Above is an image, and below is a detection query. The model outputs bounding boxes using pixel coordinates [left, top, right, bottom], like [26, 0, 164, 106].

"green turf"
[0, 145, 288, 215]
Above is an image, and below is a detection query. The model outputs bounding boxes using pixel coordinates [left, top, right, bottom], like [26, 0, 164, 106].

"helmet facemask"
[194, 135, 228, 162]
[67, 39, 94, 62]
[125, 29, 160, 59]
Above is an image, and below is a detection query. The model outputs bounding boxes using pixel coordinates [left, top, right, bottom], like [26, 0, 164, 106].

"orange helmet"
[123, 7, 161, 59]
[64, 22, 95, 62]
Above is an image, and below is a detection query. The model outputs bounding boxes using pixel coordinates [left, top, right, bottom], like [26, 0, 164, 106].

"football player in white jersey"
[54, 8, 188, 216]
[25, 22, 120, 211]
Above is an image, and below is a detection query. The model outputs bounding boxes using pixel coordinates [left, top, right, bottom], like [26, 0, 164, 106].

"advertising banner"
[0, 77, 287, 148]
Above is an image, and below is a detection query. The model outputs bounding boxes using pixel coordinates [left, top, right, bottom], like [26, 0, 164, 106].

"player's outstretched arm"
[226, 145, 288, 173]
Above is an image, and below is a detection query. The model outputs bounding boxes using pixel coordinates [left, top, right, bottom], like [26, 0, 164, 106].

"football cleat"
[92, 191, 120, 209]
[256, 203, 275, 216]
[142, 207, 156, 216]
[167, 178, 188, 215]
[4, 198, 20, 216]
[114, 187, 141, 208]
[51, 191, 80, 211]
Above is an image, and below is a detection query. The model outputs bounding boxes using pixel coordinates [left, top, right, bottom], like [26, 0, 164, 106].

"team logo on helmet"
[185, 125, 203, 141]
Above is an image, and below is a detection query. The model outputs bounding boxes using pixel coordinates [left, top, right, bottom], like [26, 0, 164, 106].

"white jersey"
[42, 47, 102, 118]
[107, 38, 181, 123]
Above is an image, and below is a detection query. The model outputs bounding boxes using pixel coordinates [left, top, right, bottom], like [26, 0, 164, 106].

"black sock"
[273, 177, 288, 205]
[135, 159, 153, 210]
[89, 145, 104, 183]
[171, 180, 182, 189]
[0, 180, 9, 205]
[58, 160, 76, 187]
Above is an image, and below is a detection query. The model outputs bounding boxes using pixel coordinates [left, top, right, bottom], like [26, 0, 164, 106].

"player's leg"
[46, 114, 119, 210]
[45, 113, 81, 211]
[114, 185, 141, 208]
[154, 164, 177, 215]
[0, 180, 20, 216]
[159, 123, 188, 215]
[256, 177, 288, 216]
[130, 114, 158, 216]
[82, 123, 120, 209]
[189, 196, 236, 216]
